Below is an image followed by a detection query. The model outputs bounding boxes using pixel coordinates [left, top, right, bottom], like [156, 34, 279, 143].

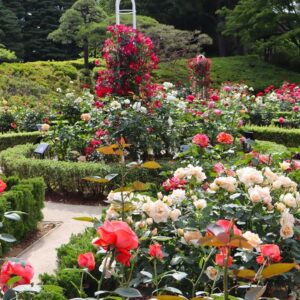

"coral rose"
[256, 244, 281, 264]
[93, 220, 138, 251]
[77, 252, 96, 271]
[215, 248, 233, 267]
[216, 132, 234, 145]
[0, 260, 34, 292]
[192, 133, 210, 148]
[215, 219, 242, 236]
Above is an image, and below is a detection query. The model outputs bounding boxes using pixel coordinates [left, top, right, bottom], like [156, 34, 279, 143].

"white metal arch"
[115, 0, 137, 29]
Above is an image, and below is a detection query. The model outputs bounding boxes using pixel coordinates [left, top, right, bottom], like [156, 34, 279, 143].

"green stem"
[153, 259, 158, 295]
[96, 253, 112, 300]
[80, 271, 85, 297]
[192, 248, 215, 297]
[223, 247, 231, 300]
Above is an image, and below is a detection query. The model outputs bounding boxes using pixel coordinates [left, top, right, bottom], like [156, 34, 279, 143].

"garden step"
[18, 201, 101, 283]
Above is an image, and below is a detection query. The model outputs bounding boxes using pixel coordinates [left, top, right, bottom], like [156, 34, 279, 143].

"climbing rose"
[149, 243, 164, 260]
[0, 179, 6, 193]
[93, 220, 139, 267]
[216, 132, 234, 145]
[256, 244, 281, 264]
[192, 134, 210, 148]
[78, 252, 96, 271]
[0, 260, 34, 292]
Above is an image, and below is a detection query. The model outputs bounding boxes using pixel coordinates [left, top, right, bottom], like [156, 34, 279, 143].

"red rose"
[278, 117, 285, 124]
[0, 260, 34, 292]
[0, 179, 7, 193]
[94, 220, 138, 250]
[216, 132, 234, 145]
[210, 94, 219, 101]
[162, 177, 187, 191]
[78, 252, 95, 271]
[256, 244, 281, 264]
[214, 219, 242, 236]
[192, 134, 210, 148]
[149, 243, 164, 260]
[186, 95, 195, 103]
[215, 247, 233, 267]
[115, 248, 132, 267]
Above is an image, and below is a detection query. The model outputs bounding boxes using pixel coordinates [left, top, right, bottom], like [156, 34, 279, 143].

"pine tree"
[22, 0, 77, 61]
[0, 0, 24, 58]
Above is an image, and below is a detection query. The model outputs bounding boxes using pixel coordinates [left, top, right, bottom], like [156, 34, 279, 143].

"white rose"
[169, 209, 181, 221]
[243, 231, 262, 248]
[193, 199, 207, 209]
[148, 200, 171, 223]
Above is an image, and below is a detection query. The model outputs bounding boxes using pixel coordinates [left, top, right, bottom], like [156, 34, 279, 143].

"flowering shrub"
[96, 25, 159, 98]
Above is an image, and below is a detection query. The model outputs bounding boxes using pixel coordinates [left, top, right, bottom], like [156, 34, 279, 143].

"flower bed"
[0, 176, 45, 254]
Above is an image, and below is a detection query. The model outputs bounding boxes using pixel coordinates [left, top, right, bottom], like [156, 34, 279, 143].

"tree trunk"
[83, 39, 89, 71]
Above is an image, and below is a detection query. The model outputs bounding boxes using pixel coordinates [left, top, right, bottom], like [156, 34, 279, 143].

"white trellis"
[115, 0, 137, 29]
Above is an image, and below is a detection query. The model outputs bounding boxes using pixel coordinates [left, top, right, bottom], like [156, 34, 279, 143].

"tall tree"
[221, 0, 300, 60]
[49, 0, 107, 70]
[0, 0, 24, 58]
[21, 0, 77, 61]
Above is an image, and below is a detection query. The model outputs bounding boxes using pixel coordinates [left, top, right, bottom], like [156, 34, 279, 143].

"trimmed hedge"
[0, 176, 45, 254]
[0, 132, 41, 152]
[0, 144, 174, 196]
[242, 125, 300, 147]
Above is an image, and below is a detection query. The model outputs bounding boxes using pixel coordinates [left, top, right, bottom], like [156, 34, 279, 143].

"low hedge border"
[0, 131, 41, 152]
[0, 176, 45, 254]
[242, 125, 300, 147]
[0, 144, 176, 196]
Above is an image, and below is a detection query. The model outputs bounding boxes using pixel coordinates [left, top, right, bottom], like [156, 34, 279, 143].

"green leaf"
[172, 271, 188, 281]
[72, 216, 96, 222]
[142, 161, 162, 169]
[4, 212, 21, 221]
[3, 289, 16, 300]
[162, 287, 183, 295]
[7, 276, 22, 287]
[94, 290, 109, 296]
[0, 233, 16, 243]
[140, 271, 153, 278]
[152, 236, 172, 241]
[244, 286, 267, 300]
[13, 285, 41, 293]
[114, 287, 142, 298]
[261, 263, 296, 279]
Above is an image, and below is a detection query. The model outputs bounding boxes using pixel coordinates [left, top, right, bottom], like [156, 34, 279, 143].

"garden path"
[18, 201, 101, 283]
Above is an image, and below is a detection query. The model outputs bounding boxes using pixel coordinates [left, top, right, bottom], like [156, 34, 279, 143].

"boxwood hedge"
[0, 176, 45, 254]
[242, 125, 300, 147]
[0, 131, 41, 152]
[0, 144, 175, 196]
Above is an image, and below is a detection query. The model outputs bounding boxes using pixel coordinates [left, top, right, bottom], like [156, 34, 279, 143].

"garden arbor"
[115, 0, 136, 29]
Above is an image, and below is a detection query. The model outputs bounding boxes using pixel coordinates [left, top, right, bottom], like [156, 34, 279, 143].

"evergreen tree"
[49, 0, 107, 69]
[0, 0, 24, 58]
[22, 0, 77, 61]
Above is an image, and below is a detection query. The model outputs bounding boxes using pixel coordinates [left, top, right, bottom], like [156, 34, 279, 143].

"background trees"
[48, 0, 107, 70]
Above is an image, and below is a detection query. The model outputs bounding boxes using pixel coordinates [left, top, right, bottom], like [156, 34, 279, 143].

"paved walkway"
[19, 202, 101, 283]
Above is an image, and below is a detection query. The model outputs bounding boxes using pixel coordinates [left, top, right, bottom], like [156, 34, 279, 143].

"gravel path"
[19, 202, 101, 283]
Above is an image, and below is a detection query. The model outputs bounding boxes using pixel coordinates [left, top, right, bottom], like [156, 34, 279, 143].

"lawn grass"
[155, 55, 300, 91]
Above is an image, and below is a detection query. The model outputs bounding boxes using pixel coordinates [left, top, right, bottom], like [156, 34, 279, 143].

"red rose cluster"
[96, 25, 159, 98]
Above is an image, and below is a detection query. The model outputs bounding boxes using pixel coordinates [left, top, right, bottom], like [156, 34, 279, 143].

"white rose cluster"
[174, 165, 206, 183]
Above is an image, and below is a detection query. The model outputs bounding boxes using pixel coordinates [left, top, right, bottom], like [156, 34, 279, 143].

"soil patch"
[46, 191, 106, 206]
[6, 221, 61, 258]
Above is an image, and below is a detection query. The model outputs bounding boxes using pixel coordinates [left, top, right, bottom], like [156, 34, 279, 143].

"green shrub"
[241, 125, 300, 147]
[0, 176, 45, 254]
[0, 144, 173, 196]
[40, 228, 96, 299]
[0, 132, 42, 152]
[32, 285, 67, 300]
[0, 111, 15, 133]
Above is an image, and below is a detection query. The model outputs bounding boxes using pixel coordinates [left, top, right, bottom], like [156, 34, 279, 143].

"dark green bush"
[0, 132, 41, 151]
[32, 285, 67, 300]
[241, 125, 300, 147]
[0, 111, 16, 133]
[0, 144, 175, 197]
[0, 176, 45, 254]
